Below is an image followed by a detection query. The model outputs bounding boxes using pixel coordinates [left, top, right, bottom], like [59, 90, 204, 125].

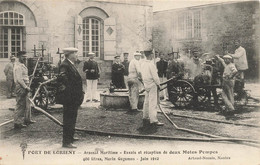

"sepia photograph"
[0, 0, 259, 164]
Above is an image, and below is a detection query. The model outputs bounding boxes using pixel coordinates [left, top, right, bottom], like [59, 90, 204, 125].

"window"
[176, 11, 201, 40]
[82, 17, 101, 57]
[0, 11, 24, 58]
[193, 11, 201, 38]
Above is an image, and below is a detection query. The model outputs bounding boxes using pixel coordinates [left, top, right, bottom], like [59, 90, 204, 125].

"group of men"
[111, 51, 165, 125]
[216, 41, 248, 113]
[57, 49, 165, 148]
[3, 39, 248, 148]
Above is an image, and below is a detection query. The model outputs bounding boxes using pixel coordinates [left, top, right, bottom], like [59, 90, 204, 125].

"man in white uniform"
[127, 52, 142, 112]
[141, 50, 164, 126]
[230, 40, 248, 80]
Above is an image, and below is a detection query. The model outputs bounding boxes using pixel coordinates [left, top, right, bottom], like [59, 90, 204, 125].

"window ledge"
[0, 59, 10, 62]
[177, 38, 202, 42]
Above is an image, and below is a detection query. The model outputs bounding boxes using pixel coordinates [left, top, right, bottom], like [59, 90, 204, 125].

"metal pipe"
[29, 56, 41, 87]
[159, 103, 260, 128]
[0, 119, 13, 127]
[158, 103, 220, 138]
[157, 103, 259, 144]
[166, 112, 260, 128]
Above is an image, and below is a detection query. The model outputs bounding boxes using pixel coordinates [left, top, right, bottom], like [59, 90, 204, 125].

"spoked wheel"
[169, 80, 195, 108]
[34, 86, 49, 110]
[196, 87, 211, 105]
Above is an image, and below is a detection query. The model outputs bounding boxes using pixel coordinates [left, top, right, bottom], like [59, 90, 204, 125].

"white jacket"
[140, 59, 160, 89]
[231, 46, 248, 70]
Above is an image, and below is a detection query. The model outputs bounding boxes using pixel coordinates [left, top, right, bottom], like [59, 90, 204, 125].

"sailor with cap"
[83, 52, 100, 102]
[141, 50, 164, 126]
[57, 47, 83, 148]
[4, 55, 16, 98]
[111, 55, 126, 88]
[215, 54, 237, 113]
[127, 52, 142, 112]
[13, 51, 36, 129]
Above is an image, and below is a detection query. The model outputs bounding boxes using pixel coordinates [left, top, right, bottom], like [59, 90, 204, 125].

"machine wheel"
[34, 86, 49, 110]
[234, 90, 248, 106]
[196, 87, 211, 105]
[169, 80, 195, 108]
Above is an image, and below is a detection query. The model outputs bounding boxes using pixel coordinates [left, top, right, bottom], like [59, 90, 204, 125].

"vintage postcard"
[0, 0, 259, 164]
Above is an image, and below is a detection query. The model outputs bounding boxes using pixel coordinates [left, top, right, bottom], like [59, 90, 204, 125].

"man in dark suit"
[156, 52, 168, 100]
[112, 55, 126, 88]
[58, 47, 84, 148]
[122, 53, 129, 88]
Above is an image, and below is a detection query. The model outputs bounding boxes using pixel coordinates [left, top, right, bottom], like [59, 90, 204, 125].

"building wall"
[153, 1, 260, 80]
[0, 0, 153, 81]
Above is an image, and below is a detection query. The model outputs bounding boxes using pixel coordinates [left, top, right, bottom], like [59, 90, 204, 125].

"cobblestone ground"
[0, 81, 260, 165]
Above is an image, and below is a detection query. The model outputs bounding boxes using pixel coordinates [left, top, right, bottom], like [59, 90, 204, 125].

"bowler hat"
[144, 50, 152, 57]
[114, 55, 120, 59]
[63, 47, 78, 54]
[17, 51, 27, 57]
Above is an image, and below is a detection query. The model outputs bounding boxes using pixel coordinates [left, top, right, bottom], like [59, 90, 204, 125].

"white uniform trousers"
[86, 79, 98, 101]
[143, 84, 159, 123]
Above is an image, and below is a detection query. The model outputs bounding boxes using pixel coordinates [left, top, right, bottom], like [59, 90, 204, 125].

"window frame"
[176, 10, 202, 40]
[0, 11, 25, 60]
[0, 11, 25, 27]
[82, 17, 101, 58]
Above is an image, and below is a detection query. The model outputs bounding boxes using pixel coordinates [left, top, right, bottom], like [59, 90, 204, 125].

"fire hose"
[1, 77, 259, 147]
[31, 78, 260, 145]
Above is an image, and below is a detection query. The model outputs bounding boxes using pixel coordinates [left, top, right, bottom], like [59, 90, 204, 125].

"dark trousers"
[63, 104, 79, 145]
[7, 79, 15, 97]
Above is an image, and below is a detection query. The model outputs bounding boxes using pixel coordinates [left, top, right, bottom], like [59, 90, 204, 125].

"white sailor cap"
[133, 52, 142, 56]
[223, 55, 232, 59]
[88, 52, 95, 55]
[63, 47, 78, 54]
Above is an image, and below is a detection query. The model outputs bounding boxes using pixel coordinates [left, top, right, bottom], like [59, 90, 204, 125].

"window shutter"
[104, 17, 116, 60]
[75, 15, 83, 58]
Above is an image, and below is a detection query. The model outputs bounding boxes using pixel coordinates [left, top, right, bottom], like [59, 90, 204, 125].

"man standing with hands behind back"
[83, 52, 100, 102]
[58, 47, 84, 148]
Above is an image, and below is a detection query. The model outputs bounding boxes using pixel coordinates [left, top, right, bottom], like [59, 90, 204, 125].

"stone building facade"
[153, 1, 259, 80]
[0, 0, 153, 81]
